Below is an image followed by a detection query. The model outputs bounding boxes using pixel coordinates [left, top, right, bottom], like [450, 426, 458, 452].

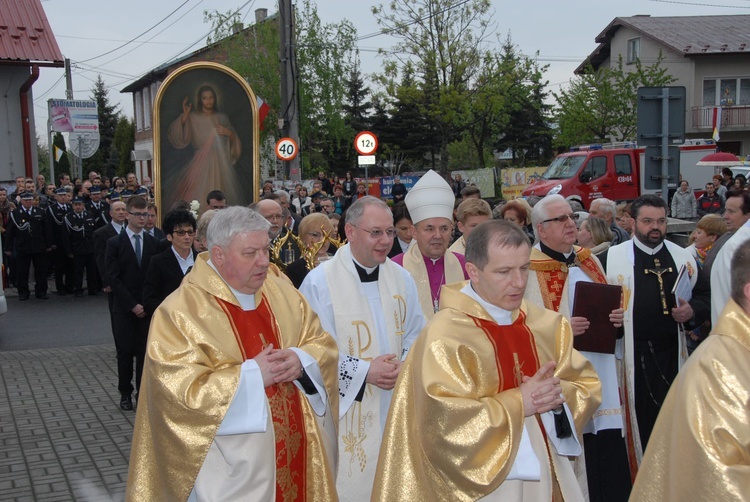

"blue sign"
[379, 176, 417, 199]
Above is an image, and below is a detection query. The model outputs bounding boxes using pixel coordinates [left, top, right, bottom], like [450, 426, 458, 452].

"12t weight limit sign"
[354, 131, 378, 155]
[275, 137, 299, 161]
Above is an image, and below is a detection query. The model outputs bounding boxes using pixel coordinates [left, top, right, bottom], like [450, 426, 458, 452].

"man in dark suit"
[62, 196, 98, 297]
[87, 186, 110, 229]
[145, 202, 167, 241]
[48, 187, 73, 294]
[105, 196, 158, 411]
[143, 209, 197, 316]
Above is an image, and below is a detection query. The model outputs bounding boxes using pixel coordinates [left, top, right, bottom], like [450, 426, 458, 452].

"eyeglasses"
[173, 229, 196, 236]
[354, 226, 398, 239]
[541, 213, 579, 224]
[129, 212, 149, 218]
[637, 218, 668, 226]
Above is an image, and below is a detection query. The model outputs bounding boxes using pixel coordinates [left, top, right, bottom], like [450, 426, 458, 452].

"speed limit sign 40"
[275, 137, 299, 161]
[354, 131, 378, 155]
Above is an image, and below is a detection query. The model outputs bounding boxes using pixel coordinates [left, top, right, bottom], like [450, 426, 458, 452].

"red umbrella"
[697, 152, 742, 166]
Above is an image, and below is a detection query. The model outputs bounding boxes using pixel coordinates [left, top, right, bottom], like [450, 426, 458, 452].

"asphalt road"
[0, 282, 112, 351]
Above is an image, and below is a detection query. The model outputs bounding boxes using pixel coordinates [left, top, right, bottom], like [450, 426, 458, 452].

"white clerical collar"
[632, 236, 664, 255]
[460, 282, 513, 326]
[352, 256, 377, 274]
[207, 259, 256, 310]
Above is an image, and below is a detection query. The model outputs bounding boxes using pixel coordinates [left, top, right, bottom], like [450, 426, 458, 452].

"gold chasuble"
[373, 282, 600, 501]
[529, 246, 606, 312]
[630, 299, 750, 502]
[217, 298, 308, 500]
[126, 255, 339, 502]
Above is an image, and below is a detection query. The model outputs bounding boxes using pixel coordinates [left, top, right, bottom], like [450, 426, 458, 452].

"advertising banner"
[379, 176, 417, 199]
[501, 167, 547, 199]
[450, 168, 495, 198]
[48, 100, 99, 133]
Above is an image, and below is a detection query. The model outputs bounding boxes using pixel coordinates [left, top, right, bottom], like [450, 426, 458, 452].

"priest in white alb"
[300, 196, 425, 501]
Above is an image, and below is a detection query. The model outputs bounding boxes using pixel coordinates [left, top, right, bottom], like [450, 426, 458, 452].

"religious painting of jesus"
[154, 62, 259, 214]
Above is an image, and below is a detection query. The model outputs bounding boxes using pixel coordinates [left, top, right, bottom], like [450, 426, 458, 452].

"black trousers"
[584, 430, 632, 502]
[111, 311, 149, 396]
[634, 342, 679, 450]
[15, 251, 48, 297]
[53, 247, 73, 292]
[72, 252, 96, 293]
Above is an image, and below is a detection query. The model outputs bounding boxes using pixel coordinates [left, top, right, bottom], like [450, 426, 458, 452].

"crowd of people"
[2, 166, 748, 501]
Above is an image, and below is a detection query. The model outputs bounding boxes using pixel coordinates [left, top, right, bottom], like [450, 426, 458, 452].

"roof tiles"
[0, 0, 63, 65]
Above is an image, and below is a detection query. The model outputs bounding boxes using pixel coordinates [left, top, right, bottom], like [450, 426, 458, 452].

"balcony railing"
[692, 106, 750, 129]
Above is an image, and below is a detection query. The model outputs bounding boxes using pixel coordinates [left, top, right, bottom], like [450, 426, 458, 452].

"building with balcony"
[578, 15, 750, 158]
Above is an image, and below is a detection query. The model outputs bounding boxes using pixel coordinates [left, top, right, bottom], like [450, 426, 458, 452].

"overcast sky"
[34, 0, 748, 143]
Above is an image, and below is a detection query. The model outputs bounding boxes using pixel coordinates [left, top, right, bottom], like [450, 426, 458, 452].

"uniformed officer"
[4, 192, 53, 300]
[48, 187, 74, 295]
[87, 186, 110, 229]
[63, 196, 98, 297]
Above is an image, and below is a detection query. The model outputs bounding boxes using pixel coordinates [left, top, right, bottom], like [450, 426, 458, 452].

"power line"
[357, 0, 472, 41]
[77, 0, 193, 63]
[648, 0, 750, 7]
[56, 34, 188, 46]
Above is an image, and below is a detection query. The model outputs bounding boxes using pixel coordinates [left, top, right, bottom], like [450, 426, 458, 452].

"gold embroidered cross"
[644, 258, 673, 315]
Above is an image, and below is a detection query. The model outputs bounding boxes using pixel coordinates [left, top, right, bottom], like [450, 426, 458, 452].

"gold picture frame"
[153, 61, 260, 216]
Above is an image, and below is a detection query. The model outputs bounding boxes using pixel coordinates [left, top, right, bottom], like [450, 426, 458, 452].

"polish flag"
[712, 107, 722, 142]
[257, 96, 270, 130]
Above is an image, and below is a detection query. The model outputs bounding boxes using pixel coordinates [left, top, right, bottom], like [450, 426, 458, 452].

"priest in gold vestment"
[630, 239, 750, 502]
[126, 207, 339, 502]
[373, 220, 601, 501]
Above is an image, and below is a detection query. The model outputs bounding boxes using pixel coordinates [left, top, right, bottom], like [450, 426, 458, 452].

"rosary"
[644, 258, 673, 315]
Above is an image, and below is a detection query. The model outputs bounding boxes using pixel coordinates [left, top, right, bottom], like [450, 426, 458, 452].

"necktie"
[134, 234, 142, 265]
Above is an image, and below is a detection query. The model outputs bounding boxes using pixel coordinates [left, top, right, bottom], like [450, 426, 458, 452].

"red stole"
[531, 247, 607, 311]
[472, 310, 540, 392]
[217, 297, 308, 502]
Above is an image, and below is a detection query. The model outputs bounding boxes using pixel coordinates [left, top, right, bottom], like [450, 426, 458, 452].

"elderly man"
[256, 198, 300, 267]
[631, 238, 750, 501]
[126, 206, 339, 501]
[606, 195, 710, 459]
[710, 189, 750, 325]
[590, 197, 629, 245]
[373, 219, 601, 501]
[300, 196, 425, 501]
[392, 169, 469, 320]
[526, 194, 630, 501]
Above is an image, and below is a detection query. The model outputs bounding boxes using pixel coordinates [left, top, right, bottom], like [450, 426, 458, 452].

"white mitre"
[405, 169, 455, 224]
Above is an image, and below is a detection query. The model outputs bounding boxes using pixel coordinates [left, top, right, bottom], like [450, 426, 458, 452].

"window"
[615, 154, 632, 175]
[135, 91, 143, 131]
[143, 86, 151, 129]
[627, 38, 640, 63]
[589, 157, 607, 179]
[703, 77, 750, 106]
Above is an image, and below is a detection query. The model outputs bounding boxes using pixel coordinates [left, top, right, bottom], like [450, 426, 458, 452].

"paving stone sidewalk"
[0, 345, 134, 501]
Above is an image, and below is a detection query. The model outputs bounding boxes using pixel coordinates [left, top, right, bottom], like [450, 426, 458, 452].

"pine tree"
[113, 117, 135, 177]
[82, 75, 121, 178]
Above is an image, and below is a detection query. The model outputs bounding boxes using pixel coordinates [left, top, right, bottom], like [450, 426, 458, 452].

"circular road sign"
[354, 131, 378, 155]
[275, 137, 299, 161]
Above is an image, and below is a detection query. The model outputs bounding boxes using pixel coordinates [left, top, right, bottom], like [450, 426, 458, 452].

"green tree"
[333, 57, 373, 174]
[554, 54, 675, 147]
[83, 75, 121, 178]
[36, 134, 50, 180]
[296, 0, 357, 177]
[113, 117, 135, 177]
[372, 0, 492, 174]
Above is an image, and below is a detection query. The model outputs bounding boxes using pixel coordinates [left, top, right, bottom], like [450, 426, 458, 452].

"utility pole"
[279, 0, 300, 182]
[63, 58, 82, 180]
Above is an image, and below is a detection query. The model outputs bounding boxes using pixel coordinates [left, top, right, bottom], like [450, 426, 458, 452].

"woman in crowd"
[734, 174, 747, 191]
[670, 180, 697, 219]
[500, 199, 535, 244]
[293, 186, 312, 216]
[342, 171, 357, 205]
[687, 214, 727, 268]
[577, 216, 614, 257]
[286, 213, 334, 288]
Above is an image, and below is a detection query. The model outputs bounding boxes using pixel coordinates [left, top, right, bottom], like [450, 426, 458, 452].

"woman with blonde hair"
[687, 214, 727, 267]
[577, 216, 614, 257]
[286, 212, 334, 288]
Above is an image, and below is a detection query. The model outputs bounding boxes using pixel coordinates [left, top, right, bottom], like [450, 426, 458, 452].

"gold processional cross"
[644, 258, 673, 315]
